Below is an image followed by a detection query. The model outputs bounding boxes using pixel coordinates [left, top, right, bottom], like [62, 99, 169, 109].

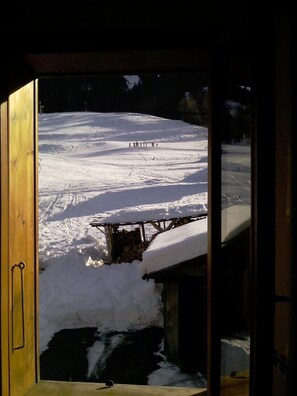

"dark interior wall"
[3, 1, 225, 32]
[179, 276, 206, 374]
[220, 228, 251, 334]
[1, 1, 251, 55]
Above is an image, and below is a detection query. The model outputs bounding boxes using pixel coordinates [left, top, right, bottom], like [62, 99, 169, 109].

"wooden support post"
[140, 222, 146, 242]
[104, 225, 113, 263]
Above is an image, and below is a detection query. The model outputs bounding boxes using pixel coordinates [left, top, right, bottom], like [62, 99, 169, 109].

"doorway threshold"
[25, 380, 207, 395]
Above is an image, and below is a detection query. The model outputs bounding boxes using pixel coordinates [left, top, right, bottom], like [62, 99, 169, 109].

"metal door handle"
[11, 261, 26, 351]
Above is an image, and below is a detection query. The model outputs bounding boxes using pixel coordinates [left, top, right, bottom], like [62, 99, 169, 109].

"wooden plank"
[25, 381, 207, 396]
[8, 81, 37, 396]
[34, 78, 40, 381]
[220, 370, 249, 395]
[1, 98, 10, 396]
[25, 50, 210, 76]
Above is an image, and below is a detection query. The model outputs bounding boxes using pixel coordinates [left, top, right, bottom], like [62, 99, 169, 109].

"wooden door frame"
[1, 95, 10, 396]
[1, 78, 39, 396]
[2, 49, 211, 396]
[1, 9, 296, 391]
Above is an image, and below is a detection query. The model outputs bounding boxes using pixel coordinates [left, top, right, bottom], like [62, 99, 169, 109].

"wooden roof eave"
[142, 254, 207, 283]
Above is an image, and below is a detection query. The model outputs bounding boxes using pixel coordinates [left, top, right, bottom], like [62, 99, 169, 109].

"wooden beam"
[25, 381, 207, 395]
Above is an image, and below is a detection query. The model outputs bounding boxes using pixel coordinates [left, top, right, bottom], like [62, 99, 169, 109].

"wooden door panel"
[8, 81, 37, 396]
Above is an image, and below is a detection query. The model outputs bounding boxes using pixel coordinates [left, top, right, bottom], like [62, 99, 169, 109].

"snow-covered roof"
[139, 204, 250, 277]
[221, 204, 250, 244]
[140, 217, 208, 278]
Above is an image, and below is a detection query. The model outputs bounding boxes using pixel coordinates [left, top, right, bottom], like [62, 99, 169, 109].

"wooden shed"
[140, 216, 208, 374]
[140, 205, 251, 376]
[90, 213, 207, 263]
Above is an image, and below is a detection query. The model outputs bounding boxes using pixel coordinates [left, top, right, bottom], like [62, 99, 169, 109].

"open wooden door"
[1, 80, 38, 396]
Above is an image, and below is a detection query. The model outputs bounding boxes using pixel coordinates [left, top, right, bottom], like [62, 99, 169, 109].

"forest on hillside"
[38, 73, 209, 127]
